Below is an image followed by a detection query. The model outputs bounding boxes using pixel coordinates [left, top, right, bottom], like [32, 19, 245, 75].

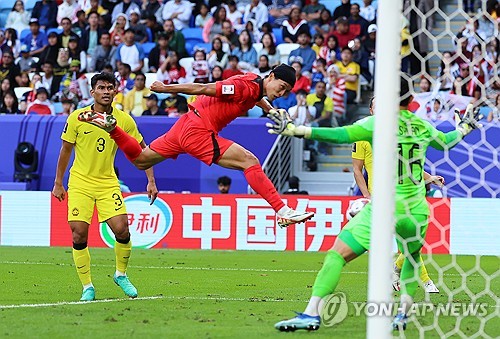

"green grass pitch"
[0, 247, 498, 338]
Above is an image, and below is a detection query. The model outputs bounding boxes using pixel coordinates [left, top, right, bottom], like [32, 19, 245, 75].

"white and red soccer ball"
[346, 198, 371, 221]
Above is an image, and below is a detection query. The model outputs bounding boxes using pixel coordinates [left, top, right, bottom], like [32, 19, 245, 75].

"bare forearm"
[257, 98, 273, 113]
[353, 169, 370, 197]
[153, 82, 216, 96]
[54, 145, 72, 185]
[140, 141, 156, 183]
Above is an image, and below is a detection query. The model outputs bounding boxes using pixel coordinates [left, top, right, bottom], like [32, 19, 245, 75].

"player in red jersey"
[78, 66, 314, 227]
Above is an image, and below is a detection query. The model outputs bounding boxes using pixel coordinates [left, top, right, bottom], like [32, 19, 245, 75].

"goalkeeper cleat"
[392, 312, 408, 331]
[277, 209, 314, 228]
[275, 312, 321, 332]
[78, 110, 117, 132]
[424, 280, 439, 293]
[113, 274, 138, 298]
[392, 267, 401, 291]
[80, 286, 95, 301]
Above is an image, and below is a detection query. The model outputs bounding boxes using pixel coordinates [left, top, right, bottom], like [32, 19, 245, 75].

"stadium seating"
[247, 106, 263, 118]
[25, 0, 38, 11]
[276, 43, 300, 64]
[141, 42, 156, 58]
[0, 0, 14, 28]
[273, 28, 283, 45]
[14, 87, 32, 100]
[179, 57, 194, 72]
[182, 27, 203, 40]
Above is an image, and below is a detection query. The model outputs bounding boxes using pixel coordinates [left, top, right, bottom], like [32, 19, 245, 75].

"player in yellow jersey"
[351, 96, 440, 293]
[52, 72, 158, 301]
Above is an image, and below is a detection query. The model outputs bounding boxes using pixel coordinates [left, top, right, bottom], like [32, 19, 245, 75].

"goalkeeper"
[352, 96, 441, 294]
[272, 76, 482, 332]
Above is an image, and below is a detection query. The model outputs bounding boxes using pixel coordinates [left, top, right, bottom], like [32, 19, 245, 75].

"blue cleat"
[275, 312, 321, 332]
[113, 274, 138, 298]
[80, 287, 95, 301]
[392, 312, 408, 331]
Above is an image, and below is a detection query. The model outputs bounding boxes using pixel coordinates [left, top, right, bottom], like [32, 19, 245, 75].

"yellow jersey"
[335, 60, 360, 92]
[61, 106, 143, 190]
[352, 140, 373, 193]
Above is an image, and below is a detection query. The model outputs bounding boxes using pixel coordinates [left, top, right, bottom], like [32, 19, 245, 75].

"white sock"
[277, 205, 291, 216]
[115, 270, 126, 277]
[83, 283, 94, 290]
[303, 296, 322, 317]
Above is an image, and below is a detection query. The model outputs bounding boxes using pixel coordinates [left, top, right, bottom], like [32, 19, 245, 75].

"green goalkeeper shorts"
[338, 203, 429, 256]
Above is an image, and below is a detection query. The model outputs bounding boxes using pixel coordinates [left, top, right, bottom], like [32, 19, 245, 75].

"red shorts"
[149, 112, 234, 165]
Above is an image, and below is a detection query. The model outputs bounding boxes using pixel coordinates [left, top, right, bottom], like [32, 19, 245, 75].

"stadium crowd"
[0, 0, 497, 124]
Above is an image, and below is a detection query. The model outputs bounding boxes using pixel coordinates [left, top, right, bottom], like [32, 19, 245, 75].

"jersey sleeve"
[352, 141, 366, 160]
[121, 114, 143, 144]
[324, 97, 334, 112]
[424, 120, 463, 150]
[310, 116, 374, 144]
[61, 112, 78, 144]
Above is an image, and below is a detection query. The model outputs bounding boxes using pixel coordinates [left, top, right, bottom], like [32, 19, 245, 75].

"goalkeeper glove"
[266, 110, 310, 138]
[454, 104, 483, 136]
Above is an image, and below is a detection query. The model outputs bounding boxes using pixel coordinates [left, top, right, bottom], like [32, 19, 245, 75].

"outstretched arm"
[140, 140, 158, 204]
[150, 81, 216, 97]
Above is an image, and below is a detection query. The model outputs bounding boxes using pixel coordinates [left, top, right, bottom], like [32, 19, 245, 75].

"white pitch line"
[0, 295, 304, 309]
[0, 261, 477, 277]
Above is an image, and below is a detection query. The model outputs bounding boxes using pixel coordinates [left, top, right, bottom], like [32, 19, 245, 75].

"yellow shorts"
[67, 186, 127, 224]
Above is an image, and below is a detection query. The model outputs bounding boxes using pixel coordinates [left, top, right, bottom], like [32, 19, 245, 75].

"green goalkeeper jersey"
[310, 109, 463, 215]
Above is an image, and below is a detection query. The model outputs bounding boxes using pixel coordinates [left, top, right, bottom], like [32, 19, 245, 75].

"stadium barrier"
[0, 191, 498, 255]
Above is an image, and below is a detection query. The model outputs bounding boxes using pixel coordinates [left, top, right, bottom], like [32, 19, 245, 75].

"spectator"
[332, 0, 351, 21]
[41, 61, 61, 97]
[109, 13, 129, 47]
[244, 0, 268, 29]
[451, 76, 464, 95]
[302, 0, 326, 27]
[5, 28, 21, 59]
[86, 0, 108, 16]
[231, 30, 258, 71]
[59, 17, 80, 48]
[217, 20, 240, 52]
[245, 20, 260, 44]
[162, 92, 188, 117]
[57, 0, 79, 25]
[437, 51, 459, 91]
[163, 19, 188, 58]
[123, 72, 150, 116]
[80, 11, 104, 57]
[259, 33, 281, 67]
[161, 0, 193, 31]
[290, 60, 311, 93]
[101, 0, 119, 13]
[364, 24, 376, 61]
[419, 76, 432, 93]
[288, 31, 316, 73]
[148, 33, 169, 73]
[268, 0, 301, 28]
[226, 0, 242, 29]
[207, 38, 228, 70]
[88, 32, 116, 72]
[23, 19, 48, 58]
[71, 10, 87, 37]
[283, 176, 308, 195]
[56, 59, 90, 104]
[217, 176, 232, 194]
[142, 94, 166, 116]
[60, 96, 76, 115]
[0, 78, 13, 99]
[0, 90, 20, 114]
[487, 94, 499, 123]
[128, 8, 148, 44]
[54, 46, 71, 77]
[288, 89, 315, 125]
[112, 0, 140, 22]
[331, 17, 357, 49]
[311, 58, 327, 89]
[115, 29, 145, 73]
[116, 63, 135, 94]
[457, 64, 481, 100]
[0, 50, 21, 87]
[77, 0, 92, 12]
[360, 0, 376, 22]
[21, 73, 42, 107]
[17, 45, 36, 72]
[26, 87, 55, 115]
[314, 9, 333, 38]
[307, 80, 334, 127]
[319, 35, 340, 66]
[222, 55, 244, 79]
[18, 72, 31, 88]
[32, 0, 58, 30]
[156, 50, 187, 84]
[195, 3, 212, 28]
[351, 37, 371, 83]
[6, 1, 30, 35]
[348, 3, 369, 38]
[190, 49, 210, 83]
[401, 17, 411, 73]
[335, 46, 360, 103]
[312, 33, 324, 56]
[141, 0, 161, 20]
[68, 36, 86, 72]
[203, 6, 228, 43]
[145, 15, 163, 42]
[210, 66, 224, 82]
[282, 7, 309, 44]
[325, 64, 346, 121]
[471, 44, 489, 86]
[36, 32, 59, 70]
[255, 55, 271, 77]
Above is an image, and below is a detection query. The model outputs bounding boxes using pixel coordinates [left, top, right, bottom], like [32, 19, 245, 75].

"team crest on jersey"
[222, 85, 235, 94]
[72, 208, 79, 216]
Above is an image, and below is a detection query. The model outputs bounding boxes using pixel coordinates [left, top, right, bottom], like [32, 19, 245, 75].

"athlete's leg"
[394, 252, 431, 284]
[70, 221, 92, 288]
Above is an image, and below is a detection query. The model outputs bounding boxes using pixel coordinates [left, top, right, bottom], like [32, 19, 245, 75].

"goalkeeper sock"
[419, 255, 431, 283]
[109, 126, 143, 162]
[400, 251, 421, 297]
[243, 164, 285, 212]
[72, 243, 92, 286]
[115, 237, 132, 275]
[394, 253, 404, 272]
[311, 250, 346, 298]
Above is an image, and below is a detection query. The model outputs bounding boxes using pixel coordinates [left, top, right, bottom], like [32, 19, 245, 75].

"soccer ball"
[346, 198, 371, 221]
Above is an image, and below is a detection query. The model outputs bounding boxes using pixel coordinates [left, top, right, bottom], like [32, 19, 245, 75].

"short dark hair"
[87, 10, 99, 19]
[351, 3, 360, 10]
[76, 10, 85, 17]
[124, 28, 135, 35]
[91, 72, 116, 89]
[135, 71, 145, 79]
[341, 46, 353, 53]
[228, 55, 239, 62]
[121, 63, 131, 72]
[296, 89, 308, 97]
[217, 176, 232, 185]
[400, 74, 412, 106]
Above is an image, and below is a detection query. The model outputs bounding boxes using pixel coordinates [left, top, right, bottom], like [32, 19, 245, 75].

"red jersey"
[189, 73, 264, 132]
